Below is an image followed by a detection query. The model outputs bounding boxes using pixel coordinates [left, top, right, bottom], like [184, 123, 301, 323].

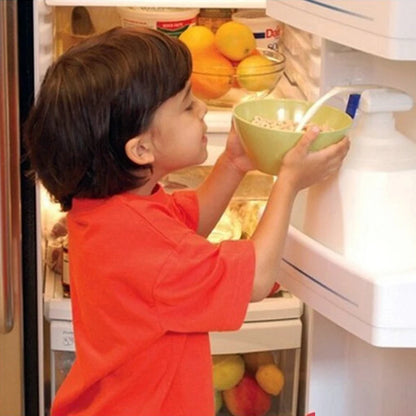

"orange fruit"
[236, 54, 279, 92]
[179, 25, 215, 53]
[249, 48, 261, 57]
[191, 49, 235, 100]
[255, 363, 285, 396]
[214, 21, 256, 61]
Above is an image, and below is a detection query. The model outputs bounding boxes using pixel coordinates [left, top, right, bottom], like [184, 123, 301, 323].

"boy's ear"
[125, 135, 155, 165]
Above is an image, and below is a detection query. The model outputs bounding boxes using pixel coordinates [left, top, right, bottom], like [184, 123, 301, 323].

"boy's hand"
[278, 126, 350, 192]
[223, 123, 256, 174]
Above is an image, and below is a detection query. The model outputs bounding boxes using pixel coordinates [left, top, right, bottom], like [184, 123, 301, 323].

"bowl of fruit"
[179, 22, 285, 108]
[233, 98, 353, 175]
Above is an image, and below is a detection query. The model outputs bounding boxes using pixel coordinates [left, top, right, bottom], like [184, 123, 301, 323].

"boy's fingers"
[325, 136, 350, 158]
[295, 125, 321, 153]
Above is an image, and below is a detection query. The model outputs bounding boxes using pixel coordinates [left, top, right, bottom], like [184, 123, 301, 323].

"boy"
[24, 27, 349, 416]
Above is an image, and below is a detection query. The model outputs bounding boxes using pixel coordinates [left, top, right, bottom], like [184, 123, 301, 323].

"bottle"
[303, 87, 416, 274]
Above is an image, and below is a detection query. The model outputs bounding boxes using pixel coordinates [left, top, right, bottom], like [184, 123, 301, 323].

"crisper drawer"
[48, 314, 301, 416]
[210, 318, 302, 354]
[210, 319, 301, 416]
[49, 320, 75, 399]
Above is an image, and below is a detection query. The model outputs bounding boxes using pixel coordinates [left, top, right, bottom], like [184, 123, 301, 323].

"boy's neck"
[130, 177, 160, 196]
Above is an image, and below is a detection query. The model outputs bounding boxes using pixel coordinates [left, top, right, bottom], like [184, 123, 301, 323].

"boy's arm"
[250, 128, 350, 301]
[196, 124, 349, 304]
[195, 152, 246, 237]
[195, 125, 254, 237]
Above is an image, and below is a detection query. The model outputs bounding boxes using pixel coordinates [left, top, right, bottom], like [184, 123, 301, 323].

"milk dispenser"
[304, 88, 416, 274]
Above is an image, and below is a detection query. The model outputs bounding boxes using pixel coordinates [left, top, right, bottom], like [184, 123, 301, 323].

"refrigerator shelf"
[279, 224, 416, 348]
[46, 0, 266, 8]
[44, 268, 303, 323]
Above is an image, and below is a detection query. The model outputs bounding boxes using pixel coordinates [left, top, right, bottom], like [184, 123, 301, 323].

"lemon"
[215, 21, 256, 61]
[179, 25, 215, 53]
[237, 54, 279, 92]
[255, 363, 285, 396]
[212, 354, 245, 391]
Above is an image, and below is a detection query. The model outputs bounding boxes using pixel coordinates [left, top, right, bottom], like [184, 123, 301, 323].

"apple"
[223, 374, 271, 416]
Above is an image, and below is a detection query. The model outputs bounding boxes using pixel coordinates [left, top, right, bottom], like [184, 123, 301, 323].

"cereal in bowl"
[251, 115, 334, 132]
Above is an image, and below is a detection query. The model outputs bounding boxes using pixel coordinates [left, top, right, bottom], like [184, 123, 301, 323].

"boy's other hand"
[278, 126, 350, 192]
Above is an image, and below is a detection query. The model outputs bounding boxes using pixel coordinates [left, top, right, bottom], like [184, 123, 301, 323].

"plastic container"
[232, 9, 282, 51]
[117, 7, 199, 38]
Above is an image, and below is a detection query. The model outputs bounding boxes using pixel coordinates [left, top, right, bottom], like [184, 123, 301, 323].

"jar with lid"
[197, 8, 235, 33]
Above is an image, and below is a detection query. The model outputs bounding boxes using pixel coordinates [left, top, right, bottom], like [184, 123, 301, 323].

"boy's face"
[146, 81, 209, 176]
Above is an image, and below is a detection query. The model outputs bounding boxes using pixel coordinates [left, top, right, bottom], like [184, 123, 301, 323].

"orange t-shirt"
[51, 186, 255, 416]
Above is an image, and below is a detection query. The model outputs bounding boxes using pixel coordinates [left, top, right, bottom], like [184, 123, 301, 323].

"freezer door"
[0, 1, 24, 415]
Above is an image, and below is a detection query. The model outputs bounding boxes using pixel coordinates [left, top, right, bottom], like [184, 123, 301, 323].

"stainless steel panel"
[0, 0, 24, 414]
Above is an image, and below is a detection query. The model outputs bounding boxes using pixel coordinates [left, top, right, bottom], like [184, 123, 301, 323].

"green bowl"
[233, 98, 352, 175]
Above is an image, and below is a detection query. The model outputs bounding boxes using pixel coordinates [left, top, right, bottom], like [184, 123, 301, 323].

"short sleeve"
[169, 190, 199, 231]
[154, 235, 255, 334]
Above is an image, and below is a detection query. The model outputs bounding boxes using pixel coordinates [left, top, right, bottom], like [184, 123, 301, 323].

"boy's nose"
[196, 98, 208, 118]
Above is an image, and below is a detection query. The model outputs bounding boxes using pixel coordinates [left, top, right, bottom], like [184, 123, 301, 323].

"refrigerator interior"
[34, 3, 291, 415]
[34, 1, 416, 415]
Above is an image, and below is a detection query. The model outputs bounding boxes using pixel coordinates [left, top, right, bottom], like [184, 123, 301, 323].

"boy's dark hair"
[24, 27, 192, 211]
